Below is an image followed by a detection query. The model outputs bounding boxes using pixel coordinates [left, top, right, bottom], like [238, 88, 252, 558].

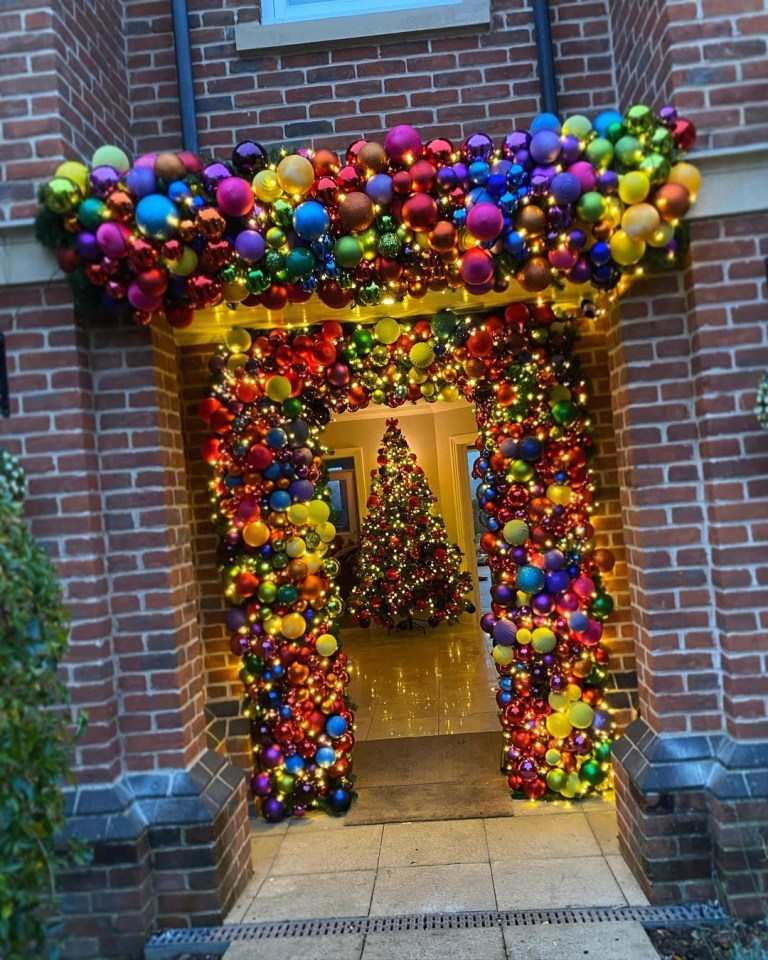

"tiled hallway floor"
[345, 615, 500, 741]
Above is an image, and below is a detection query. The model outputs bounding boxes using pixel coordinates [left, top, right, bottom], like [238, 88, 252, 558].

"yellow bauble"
[316, 633, 338, 656]
[515, 627, 532, 646]
[304, 553, 321, 574]
[253, 168, 282, 203]
[409, 366, 428, 384]
[560, 772, 580, 799]
[55, 160, 89, 193]
[622, 202, 661, 241]
[546, 768, 568, 793]
[546, 483, 572, 506]
[668, 162, 701, 199]
[409, 341, 435, 369]
[287, 503, 309, 525]
[609, 229, 645, 266]
[285, 538, 306, 558]
[439, 383, 459, 402]
[548, 692, 569, 712]
[545, 748, 562, 766]
[281, 612, 307, 639]
[531, 627, 556, 654]
[569, 701, 595, 729]
[167, 246, 198, 276]
[316, 521, 336, 543]
[227, 352, 248, 373]
[226, 327, 252, 352]
[618, 170, 650, 205]
[647, 221, 675, 248]
[549, 384, 571, 404]
[307, 500, 331, 525]
[276, 154, 315, 196]
[265, 375, 292, 402]
[222, 280, 249, 302]
[566, 683, 583, 701]
[375, 317, 401, 344]
[265, 616, 282, 637]
[420, 381, 436, 398]
[546, 712, 573, 739]
[492, 644, 515, 665]
[243, 520, 270, 547]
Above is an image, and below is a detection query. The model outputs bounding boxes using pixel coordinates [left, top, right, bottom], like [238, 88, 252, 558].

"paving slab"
[492, 855, 625, 910]
[378, 818, 488, 867]
[270, 824, 382, 875]
[224, 935, 364, 959]
[370, 861, 497, 915]
[362, 926, 506, 959]
[502, 920, 659, 959]
[243, 870, 375, 922]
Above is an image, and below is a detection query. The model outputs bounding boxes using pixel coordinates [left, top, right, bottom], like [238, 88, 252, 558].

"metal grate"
[145, 903, 727, 956]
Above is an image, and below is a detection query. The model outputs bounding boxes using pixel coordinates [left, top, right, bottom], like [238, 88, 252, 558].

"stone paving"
[222, 797, 660, 959]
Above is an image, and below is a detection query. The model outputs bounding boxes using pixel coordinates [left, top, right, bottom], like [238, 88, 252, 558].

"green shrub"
[0, 449, 89, 960]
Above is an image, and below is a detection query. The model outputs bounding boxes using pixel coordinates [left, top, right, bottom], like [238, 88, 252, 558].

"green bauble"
[625, 104, 654, 135]
[640, 153, 671, 185]
[272, 551, 288, 569]
[334, 236, 364, 268]
[264, 250, 285, 276]
[239, 666, 255, 685]
[377, 232, 402, 258]
[258, 582, 277, 603]
[244, 654, 264, 674]
[595, 741, 612, 763]
[246, 268, 270, 294]
[358, 281, 383, 305]
[343, 343, 358, 362]
[551, 400, 576, 425]
[509, 459, 535, 482]
[614, 135, 643, 169]
[282, 397, 302, 418]
[351, 328, 374, 355]
[606, 121, 625, 144]
[255, 558, 272, 576]
[272, 198, 294, 228]
[285, 247, 315, 279]
[277, 584, 298, 605]
[276, 773, 295, 794]
[576, 191, 607, 223]
[305, 531, 320, 549]
[585, 137, 614, 169]
[579, 760, 606, 787]
[650, 126, 674, 155]
[43, 176, 81, 214]
[78, 197, 107, 231]
[378, 214, 396, 233]
[432, 308, 460, 340]
[370, 345, 389, 367]
[590, 592, 614, 620]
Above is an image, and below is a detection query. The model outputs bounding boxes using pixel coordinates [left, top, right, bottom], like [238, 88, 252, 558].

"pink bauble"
[134, 153, 157, 169]
[384, 124, 422, 165]
[556, 591, 579, 615]
[466, 202, 504, 242]
[572, 575, 595, 598]
[178, 150, 203, 174]
[127, 280, 163, 312]
[465, 279, 495, 295]
[568, 161, 596, 193]
[548, 247, 579, 270]
[96, 222, 131, 258]
[328, 362, 350, 386]
[459, 246, 494, 285]
[582, 620, 603, 646]
[217, 177, 254, 217]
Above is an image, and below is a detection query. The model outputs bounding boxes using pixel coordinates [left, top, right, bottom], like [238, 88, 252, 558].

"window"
[235, 0, 490, 52]
[262, 0, 463, 25]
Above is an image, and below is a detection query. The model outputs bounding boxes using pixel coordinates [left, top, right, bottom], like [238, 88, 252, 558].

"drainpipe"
[531, 0, 559, 116]
[171, 0, 199, 154]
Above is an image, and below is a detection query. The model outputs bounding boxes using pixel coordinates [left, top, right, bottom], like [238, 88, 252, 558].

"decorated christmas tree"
[350, 419, 474, 629]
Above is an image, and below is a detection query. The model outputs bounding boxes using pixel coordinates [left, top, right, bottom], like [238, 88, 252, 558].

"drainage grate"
[145, 903, 727, 956]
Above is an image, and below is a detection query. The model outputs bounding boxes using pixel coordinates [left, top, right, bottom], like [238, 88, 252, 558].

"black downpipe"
[171, 0, 199, 155]
[532, 0, 559, 116]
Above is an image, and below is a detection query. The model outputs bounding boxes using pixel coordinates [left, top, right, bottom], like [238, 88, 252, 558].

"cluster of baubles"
[39, 105, 698, 327]
[472, 306, 615, 800]
[349, 419, 474, 628]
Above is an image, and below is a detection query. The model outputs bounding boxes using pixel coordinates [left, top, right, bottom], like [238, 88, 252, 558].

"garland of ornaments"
[756, 373, 768, 431]
[203, 300, 615, 820]
[35, 106, 698, 328]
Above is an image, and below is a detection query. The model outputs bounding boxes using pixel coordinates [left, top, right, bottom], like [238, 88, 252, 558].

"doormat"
[344, 731, 514, 826]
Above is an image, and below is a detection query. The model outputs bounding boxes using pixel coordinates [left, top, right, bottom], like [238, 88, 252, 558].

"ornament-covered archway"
[34, 104, 700, 822]
[202, 301, 615, 821]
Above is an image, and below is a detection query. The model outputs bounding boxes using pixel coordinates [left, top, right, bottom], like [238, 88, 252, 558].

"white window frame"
[236, 0, 491, 52]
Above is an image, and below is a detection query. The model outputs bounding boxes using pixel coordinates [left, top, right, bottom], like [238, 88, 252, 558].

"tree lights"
[350, 419, 474, 630]
[205, 300, 615, 820]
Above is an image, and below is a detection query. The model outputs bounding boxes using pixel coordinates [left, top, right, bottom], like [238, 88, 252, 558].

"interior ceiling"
[172, 276, 623, 347]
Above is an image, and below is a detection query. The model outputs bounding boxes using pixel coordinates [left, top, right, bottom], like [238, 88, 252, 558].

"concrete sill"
[235, 0, 491, 52]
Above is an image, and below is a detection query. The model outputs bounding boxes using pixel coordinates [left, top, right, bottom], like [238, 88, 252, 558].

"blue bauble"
[593, 109, 624, 138]
[545, 570, 571, 594]
[327, 787, 352, 814]
[500, 676, 513, 691]
[315, 746, 336, 768]
[264, 462, 282, 480]
[290, 479, 315, 502]
[504, 231, 526, 256]
[168, 180, 192, 204]
[591, 241, 611, 265]
[468, 160, 490, 185]
[293, 200, 330, 241]
[569, 611, 590, 633]
[517, 436, 542, 462]
[125, 166, 157, 199]
[269, 489, 291, 511]
[326, 715, 348, 738]
[530, 112, 562, 135]
[285, 754, 305, 774]
[266, 427, 287, 449]
[516, 565, 546, 594]
[135, 193, 179, 240]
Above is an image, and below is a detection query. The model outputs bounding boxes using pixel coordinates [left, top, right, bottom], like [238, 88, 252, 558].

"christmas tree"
[350, 419, 474, 629]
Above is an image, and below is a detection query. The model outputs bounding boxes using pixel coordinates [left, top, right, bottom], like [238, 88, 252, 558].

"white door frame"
[325, 446, 367, 528]
[448, 431, 483, 614]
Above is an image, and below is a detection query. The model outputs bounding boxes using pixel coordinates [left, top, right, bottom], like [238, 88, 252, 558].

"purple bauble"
[567, 256, 592, 283]
[202, 161, 231, 195]
[260, 745, 284, 769]
[568, 228, 587, 249]
[529, 130, 561, 164]
[544, 548, 566, 571]
[532, 592, 554, 615]
[365, 173, 394, 205]
[436, 166, 457, 192]
[89, 165, 121, 198]
[548, 247, 578, 271]
[551, 172, 582, 206]
[559, 134, 581, 164]
[511, 547, 528, 565]
[289, 479, 314, 502]
[251, 772, 272, 797]
[598, 170, 619, 194]
[126, 165, 157, 199]
[502, 130, 531, 159]
[462, 132, 494, 162]
[480, 612, 498, 634]
[493, 618, 518, 645]
[232, 140, 268, 176]
[546, 570, 571, 594]
[491, 582, 515, 607]
[261, 796, 287, 822]
[530, 172, 553, 196]
[499, 437, 517, 457]
[226, 608, 249, 632]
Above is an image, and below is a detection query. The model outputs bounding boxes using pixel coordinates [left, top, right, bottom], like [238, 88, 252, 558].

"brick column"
[1, 291, 251, 960]
[609, 216, 768, 916]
